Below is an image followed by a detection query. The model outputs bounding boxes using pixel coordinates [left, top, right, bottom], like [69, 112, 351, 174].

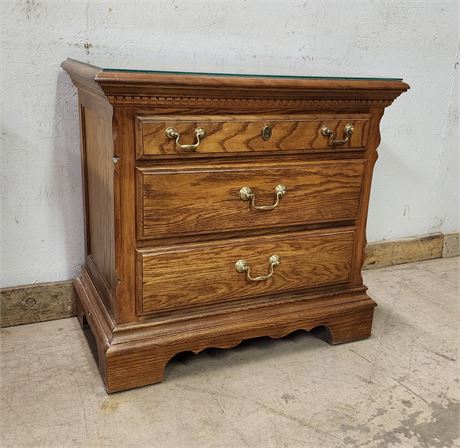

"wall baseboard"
[363, 232, 444, 269]
[1, 231, 458, 328]
[1, 281, 77, 328]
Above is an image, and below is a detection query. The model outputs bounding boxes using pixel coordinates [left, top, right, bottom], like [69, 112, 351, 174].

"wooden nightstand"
[62, 59, 408, 392]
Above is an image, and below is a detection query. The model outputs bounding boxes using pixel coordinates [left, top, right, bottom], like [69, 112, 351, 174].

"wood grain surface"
[0, 281, 77, 327]
[137, 159, 364, 238]
[75, 265, 375, 392]
[80, 99, 116, 313]
[138, 228, 355, 314]
[136, 114, 370, 158]
[61, 59, 408, 392]
[61, 58, 408, 103]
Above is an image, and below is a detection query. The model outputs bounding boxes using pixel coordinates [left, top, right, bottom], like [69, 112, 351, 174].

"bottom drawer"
[137, 228, 356, 315]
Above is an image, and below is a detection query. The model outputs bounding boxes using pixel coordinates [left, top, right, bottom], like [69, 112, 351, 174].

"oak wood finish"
[6, 231, 457, 329]
[139, 228, 355, 314]
[62, 59, 408, 392]
[136, 114, 370, 158]
[137, 159, 364, 239]
[75, 265, 375, 393]
[79, 92, 117, 315]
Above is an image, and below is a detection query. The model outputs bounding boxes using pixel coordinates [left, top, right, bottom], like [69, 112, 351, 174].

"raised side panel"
[80, 93, 116, 313]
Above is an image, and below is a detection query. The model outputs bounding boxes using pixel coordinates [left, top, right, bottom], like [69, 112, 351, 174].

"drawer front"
[135, 114, 370, 158]
[138, 228, 355, 314]
[137, 159, 364, 239]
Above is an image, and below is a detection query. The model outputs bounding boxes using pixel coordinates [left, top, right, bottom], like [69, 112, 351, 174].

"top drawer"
[135, 114, 370, 159]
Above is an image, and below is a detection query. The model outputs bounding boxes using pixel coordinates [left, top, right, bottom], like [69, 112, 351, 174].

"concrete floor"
[1, 258, 459, 448]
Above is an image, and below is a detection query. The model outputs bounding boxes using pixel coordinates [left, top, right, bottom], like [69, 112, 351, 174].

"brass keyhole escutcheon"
[262, 124, 272, 141]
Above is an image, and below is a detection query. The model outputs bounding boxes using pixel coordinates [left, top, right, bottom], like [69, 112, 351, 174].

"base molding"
[0, 280, 77, 328]
[74, 266, 375, 393]
[364, 232, 443, 269]
[1, 231, 458, 328]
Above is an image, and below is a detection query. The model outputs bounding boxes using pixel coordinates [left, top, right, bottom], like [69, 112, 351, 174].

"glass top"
[102, 67, 402, 81]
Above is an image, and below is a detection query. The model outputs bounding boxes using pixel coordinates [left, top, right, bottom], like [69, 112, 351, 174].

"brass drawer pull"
[165, 127, 206, 151]
[239, 184, 286, 210]
[321, 123, 354, 146]
[235, 255, 280, 282]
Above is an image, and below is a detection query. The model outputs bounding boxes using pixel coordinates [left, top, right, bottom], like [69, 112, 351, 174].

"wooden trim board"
[1, 281, 77, 328]
[364, 232, 444, 269]
[1, 231, 458, 328]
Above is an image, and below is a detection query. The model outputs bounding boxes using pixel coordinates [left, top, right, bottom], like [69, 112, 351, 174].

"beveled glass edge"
[102, 67, 402, 82]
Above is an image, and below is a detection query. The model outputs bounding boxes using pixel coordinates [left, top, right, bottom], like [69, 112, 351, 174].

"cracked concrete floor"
[1, 257, 459, 448]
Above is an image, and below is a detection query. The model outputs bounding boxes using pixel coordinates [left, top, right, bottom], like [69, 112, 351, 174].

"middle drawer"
[136, 159, 364, 239]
